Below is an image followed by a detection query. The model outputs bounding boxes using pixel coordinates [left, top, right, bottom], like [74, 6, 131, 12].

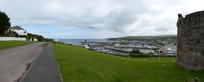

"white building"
[84, 45, 90, 49]
[9, 26, 27, 37]
[81, 40, 90, 49]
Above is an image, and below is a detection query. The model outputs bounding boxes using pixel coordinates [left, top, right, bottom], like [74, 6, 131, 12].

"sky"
[0, 0, 204, 39]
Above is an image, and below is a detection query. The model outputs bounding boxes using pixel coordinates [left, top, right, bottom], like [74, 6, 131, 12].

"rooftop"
[10, 26, 24, 30]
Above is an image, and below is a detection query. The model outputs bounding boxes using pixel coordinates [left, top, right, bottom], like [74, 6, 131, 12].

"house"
[9, 26, 27, 37]
[165, 48, 176, 56]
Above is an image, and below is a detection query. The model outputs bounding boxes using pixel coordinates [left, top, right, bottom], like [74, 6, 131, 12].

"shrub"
[129, 49, 154, 58]
[26, 33, 32, 41]
[5, 30, 17, 37]
[129, 53, 149, 58]
[132, 49, 140, 54]
[145, 52, 153, 57]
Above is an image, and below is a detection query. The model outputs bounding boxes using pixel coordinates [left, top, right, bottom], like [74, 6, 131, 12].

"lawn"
[54, 43, 204, 82]
[0, 41, 36, 50]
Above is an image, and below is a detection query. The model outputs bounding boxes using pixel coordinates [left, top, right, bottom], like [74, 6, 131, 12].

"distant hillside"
[108, 35, 177, 41]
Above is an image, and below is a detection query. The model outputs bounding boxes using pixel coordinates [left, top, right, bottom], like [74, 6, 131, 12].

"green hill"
[108, 35, 177, 41]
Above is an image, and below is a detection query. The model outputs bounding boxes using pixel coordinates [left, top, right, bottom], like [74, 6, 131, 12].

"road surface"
[0, 42, 45, 82]
[21, 44, 62, 82]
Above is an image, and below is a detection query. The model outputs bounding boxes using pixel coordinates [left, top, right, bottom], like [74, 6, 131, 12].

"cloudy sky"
[0, 0, 204, 39]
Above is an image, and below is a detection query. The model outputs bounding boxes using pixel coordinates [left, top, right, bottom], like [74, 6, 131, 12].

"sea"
[59, 39, 108, 46]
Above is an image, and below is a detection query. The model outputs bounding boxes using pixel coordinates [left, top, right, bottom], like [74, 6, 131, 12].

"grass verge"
[42, 42, 49, 47]
[54, 43, 204, 82]
[0, 41, 36, 50]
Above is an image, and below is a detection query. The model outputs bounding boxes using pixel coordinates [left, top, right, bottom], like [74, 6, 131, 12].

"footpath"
[22, 44, 62, 82]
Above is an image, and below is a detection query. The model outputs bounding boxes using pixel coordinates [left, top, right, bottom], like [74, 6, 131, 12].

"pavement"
[21, 44, 62, 82]
[0, 42, 45, 82]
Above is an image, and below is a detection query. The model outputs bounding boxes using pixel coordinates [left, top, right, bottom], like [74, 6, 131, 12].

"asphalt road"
[22, 44, 62, 82]
[0, 42, 45, 82]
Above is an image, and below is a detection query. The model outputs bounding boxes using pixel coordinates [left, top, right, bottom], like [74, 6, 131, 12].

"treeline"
[0, 11, 10, 36]
[26, 33, 53, 42]
[0, 11, 53, 42]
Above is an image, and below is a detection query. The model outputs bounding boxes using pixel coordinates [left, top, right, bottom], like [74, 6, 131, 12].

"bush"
[132, 49, 140, 54]
[129, 49, 154, 58]
[26, 33, 46, 41]
[26, 33, 32, 41]
[145, 52, 153, 57]
[5, 30, 17, 37]
[129, 53, 149, 58]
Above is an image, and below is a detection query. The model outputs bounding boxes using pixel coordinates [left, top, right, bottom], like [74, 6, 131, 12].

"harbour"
[60, 39, 177, 57]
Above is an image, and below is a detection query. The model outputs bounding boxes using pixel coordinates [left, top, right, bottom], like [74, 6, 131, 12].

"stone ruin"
[177, 11, 204, 71]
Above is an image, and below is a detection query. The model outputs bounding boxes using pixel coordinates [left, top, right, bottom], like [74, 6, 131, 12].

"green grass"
[42, 42, 49, 47]
[54, 43, 204, 82]
[0, 41, 36, 50]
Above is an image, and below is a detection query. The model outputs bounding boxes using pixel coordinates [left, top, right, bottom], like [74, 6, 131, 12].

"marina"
[60, 39, 177, 57]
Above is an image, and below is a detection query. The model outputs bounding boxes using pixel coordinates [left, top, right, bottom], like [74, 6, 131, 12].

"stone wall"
[0, 37, 26, 41]
[0, 37, 37, 41]
[177, 11, 204, 71]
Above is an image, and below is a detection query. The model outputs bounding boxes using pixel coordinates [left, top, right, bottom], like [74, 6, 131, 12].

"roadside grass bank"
[0, 41, 36, 50]
[54, 43, 204, 82]
[42, 42, 49, 47]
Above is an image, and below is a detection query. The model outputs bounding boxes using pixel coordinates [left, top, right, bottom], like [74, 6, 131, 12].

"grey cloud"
[0, 0, 202, 38]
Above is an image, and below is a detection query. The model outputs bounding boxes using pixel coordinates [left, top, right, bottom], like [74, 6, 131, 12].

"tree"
[132, 49, 141, 54]
[26, 33, 32, 41]
[5, 30, 17, 37]
[0, 11, 10, 36]
[26, 33, 46, 41]
[36, 35, 44, 41]
[129, 49, 153, 58]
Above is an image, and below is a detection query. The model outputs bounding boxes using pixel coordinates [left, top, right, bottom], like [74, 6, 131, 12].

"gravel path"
[0, 42, 45, 82]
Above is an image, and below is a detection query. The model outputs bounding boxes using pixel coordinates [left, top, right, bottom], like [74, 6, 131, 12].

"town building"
[9, 26, 27, 37]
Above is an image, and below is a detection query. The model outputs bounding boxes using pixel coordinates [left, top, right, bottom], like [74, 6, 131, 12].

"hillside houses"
[8, 26, 27, 37]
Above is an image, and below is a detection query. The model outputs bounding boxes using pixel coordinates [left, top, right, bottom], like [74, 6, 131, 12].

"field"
[54, 43, 204, 82]
[0, 41, 36, 50]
